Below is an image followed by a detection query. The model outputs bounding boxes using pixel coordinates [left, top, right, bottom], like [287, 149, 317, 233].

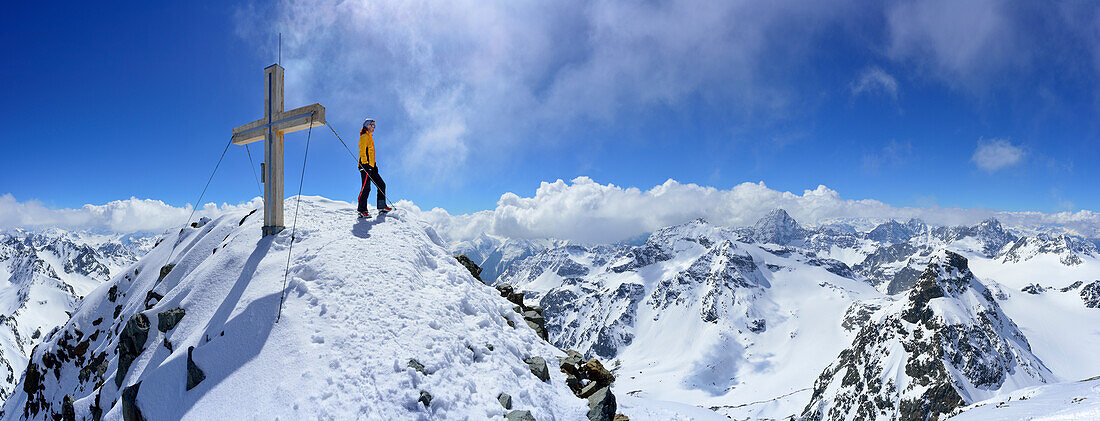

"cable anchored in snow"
[161, 139, 233, 277]
[277, 111, 314, 323]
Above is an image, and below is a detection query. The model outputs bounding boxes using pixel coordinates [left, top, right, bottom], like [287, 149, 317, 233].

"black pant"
[358, 164, 387, 212]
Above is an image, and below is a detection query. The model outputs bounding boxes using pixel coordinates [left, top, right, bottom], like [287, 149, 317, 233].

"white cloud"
[885, 0, 1019, 89]
[972, 138, 1025, 171]
[238, 0, 856, 181]
[0, 194, 262, 234]
[5, 182, 1098, 244]
[851, 67, 899, 99]
[410, 177, 1100, 244]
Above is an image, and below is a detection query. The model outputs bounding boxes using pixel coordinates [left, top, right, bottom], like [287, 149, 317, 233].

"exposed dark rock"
[144, 291, 163, 310]
[505, 410, 536, 421]
[841, 303, 881, 332]
[187, 346, 205, 390]
[157, 307, 186, 332]
[239, 208, 258, 226]
[495, 283, 514, 297]
[560, 350, 617, 401]
[108, 285, 120, 302]
[1082, 281, 1100, 308]
[121, 381, 145, 421]
[62, 394, 76, 421]
[90, 392, 103, 421]
[418, 390, 432, 407]
[157, 264, 175, 282]
[586, 386, 617, 421]
[498, 392, 513, 409]
[524, 356, 550, 382]
[408, 358, 427, 375]
[453, 254, 483, 282]
[748, 319, 766, 333]
[1021, 284, 1046, 294]
[22, 361, 42, 395]
[1060, 281, 1084, 292]
[508, 291, 526, 306]
[116, 313, 150, 387]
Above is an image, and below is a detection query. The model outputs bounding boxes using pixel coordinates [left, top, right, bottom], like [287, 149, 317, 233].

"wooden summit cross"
[232, 64, 326, 236]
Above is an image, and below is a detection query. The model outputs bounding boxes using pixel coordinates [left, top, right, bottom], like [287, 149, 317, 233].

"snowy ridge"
[1, 198, 593, 420]
[948, 376, 1100, 420]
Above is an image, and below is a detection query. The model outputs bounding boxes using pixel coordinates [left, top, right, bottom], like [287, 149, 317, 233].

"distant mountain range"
[0, 229, 155, 401]
[483, 210, 1100, 419]
[0, 204, 1097, 420]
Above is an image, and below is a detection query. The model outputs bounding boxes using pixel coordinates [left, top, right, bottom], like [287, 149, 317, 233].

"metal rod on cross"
[231, 64, 327, 236]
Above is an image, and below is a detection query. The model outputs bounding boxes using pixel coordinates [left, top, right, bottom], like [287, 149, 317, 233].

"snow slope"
[2, 197, 593, 420]
[948, 377, 1100, 420]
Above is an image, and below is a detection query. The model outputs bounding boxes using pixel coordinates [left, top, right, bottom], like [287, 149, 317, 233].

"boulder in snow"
[115, 313, 150, 388]
[525, 356, 550, 382]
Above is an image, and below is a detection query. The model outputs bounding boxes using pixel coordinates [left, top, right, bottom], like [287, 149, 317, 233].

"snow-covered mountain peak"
[2, 198, 591, 420]
[751, 208, 805, 245]
[803, 250, 1053, 420]
[866, 219, 915, 244]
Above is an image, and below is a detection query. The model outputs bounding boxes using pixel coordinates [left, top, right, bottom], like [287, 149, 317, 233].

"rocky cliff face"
[751, 209, 806, 245]
[1000, 233, 1098, 266]
[801, 251, 1052, 421]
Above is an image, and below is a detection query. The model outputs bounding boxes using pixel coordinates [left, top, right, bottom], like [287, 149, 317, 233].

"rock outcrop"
[802, 251, 1053, 421]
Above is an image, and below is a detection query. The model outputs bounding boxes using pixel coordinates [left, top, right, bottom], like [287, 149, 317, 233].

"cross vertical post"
[264, 64, 285, 236]
[232, 64, 327, 236]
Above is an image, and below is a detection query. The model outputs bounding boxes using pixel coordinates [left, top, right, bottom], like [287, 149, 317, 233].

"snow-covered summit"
[751, 209, 805, 245]
[2, 197, 590, 420]
[802, 250, 1053, 420]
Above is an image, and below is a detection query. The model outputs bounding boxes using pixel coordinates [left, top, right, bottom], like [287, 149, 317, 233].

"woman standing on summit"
[357, 118, 391, 218]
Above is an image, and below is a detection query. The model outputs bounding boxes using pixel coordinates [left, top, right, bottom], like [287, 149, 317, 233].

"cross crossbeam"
[231, 64, 327, 236]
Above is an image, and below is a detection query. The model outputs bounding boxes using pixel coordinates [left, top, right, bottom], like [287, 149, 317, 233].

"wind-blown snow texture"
[947, 377, 1100, 420]
[1, 198, 593, 420]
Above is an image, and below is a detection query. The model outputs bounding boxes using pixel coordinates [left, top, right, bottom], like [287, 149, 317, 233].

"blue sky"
[2, 0, 1098, 220]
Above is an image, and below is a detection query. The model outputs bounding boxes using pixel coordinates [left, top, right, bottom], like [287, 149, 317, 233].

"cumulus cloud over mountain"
[4, 179, 1098, 243]
[0, 194, 261, 234]
[412, 177, 1100, 244]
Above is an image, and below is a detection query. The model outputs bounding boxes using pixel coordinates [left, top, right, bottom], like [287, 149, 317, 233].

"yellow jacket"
[359, 131, 376, 167]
